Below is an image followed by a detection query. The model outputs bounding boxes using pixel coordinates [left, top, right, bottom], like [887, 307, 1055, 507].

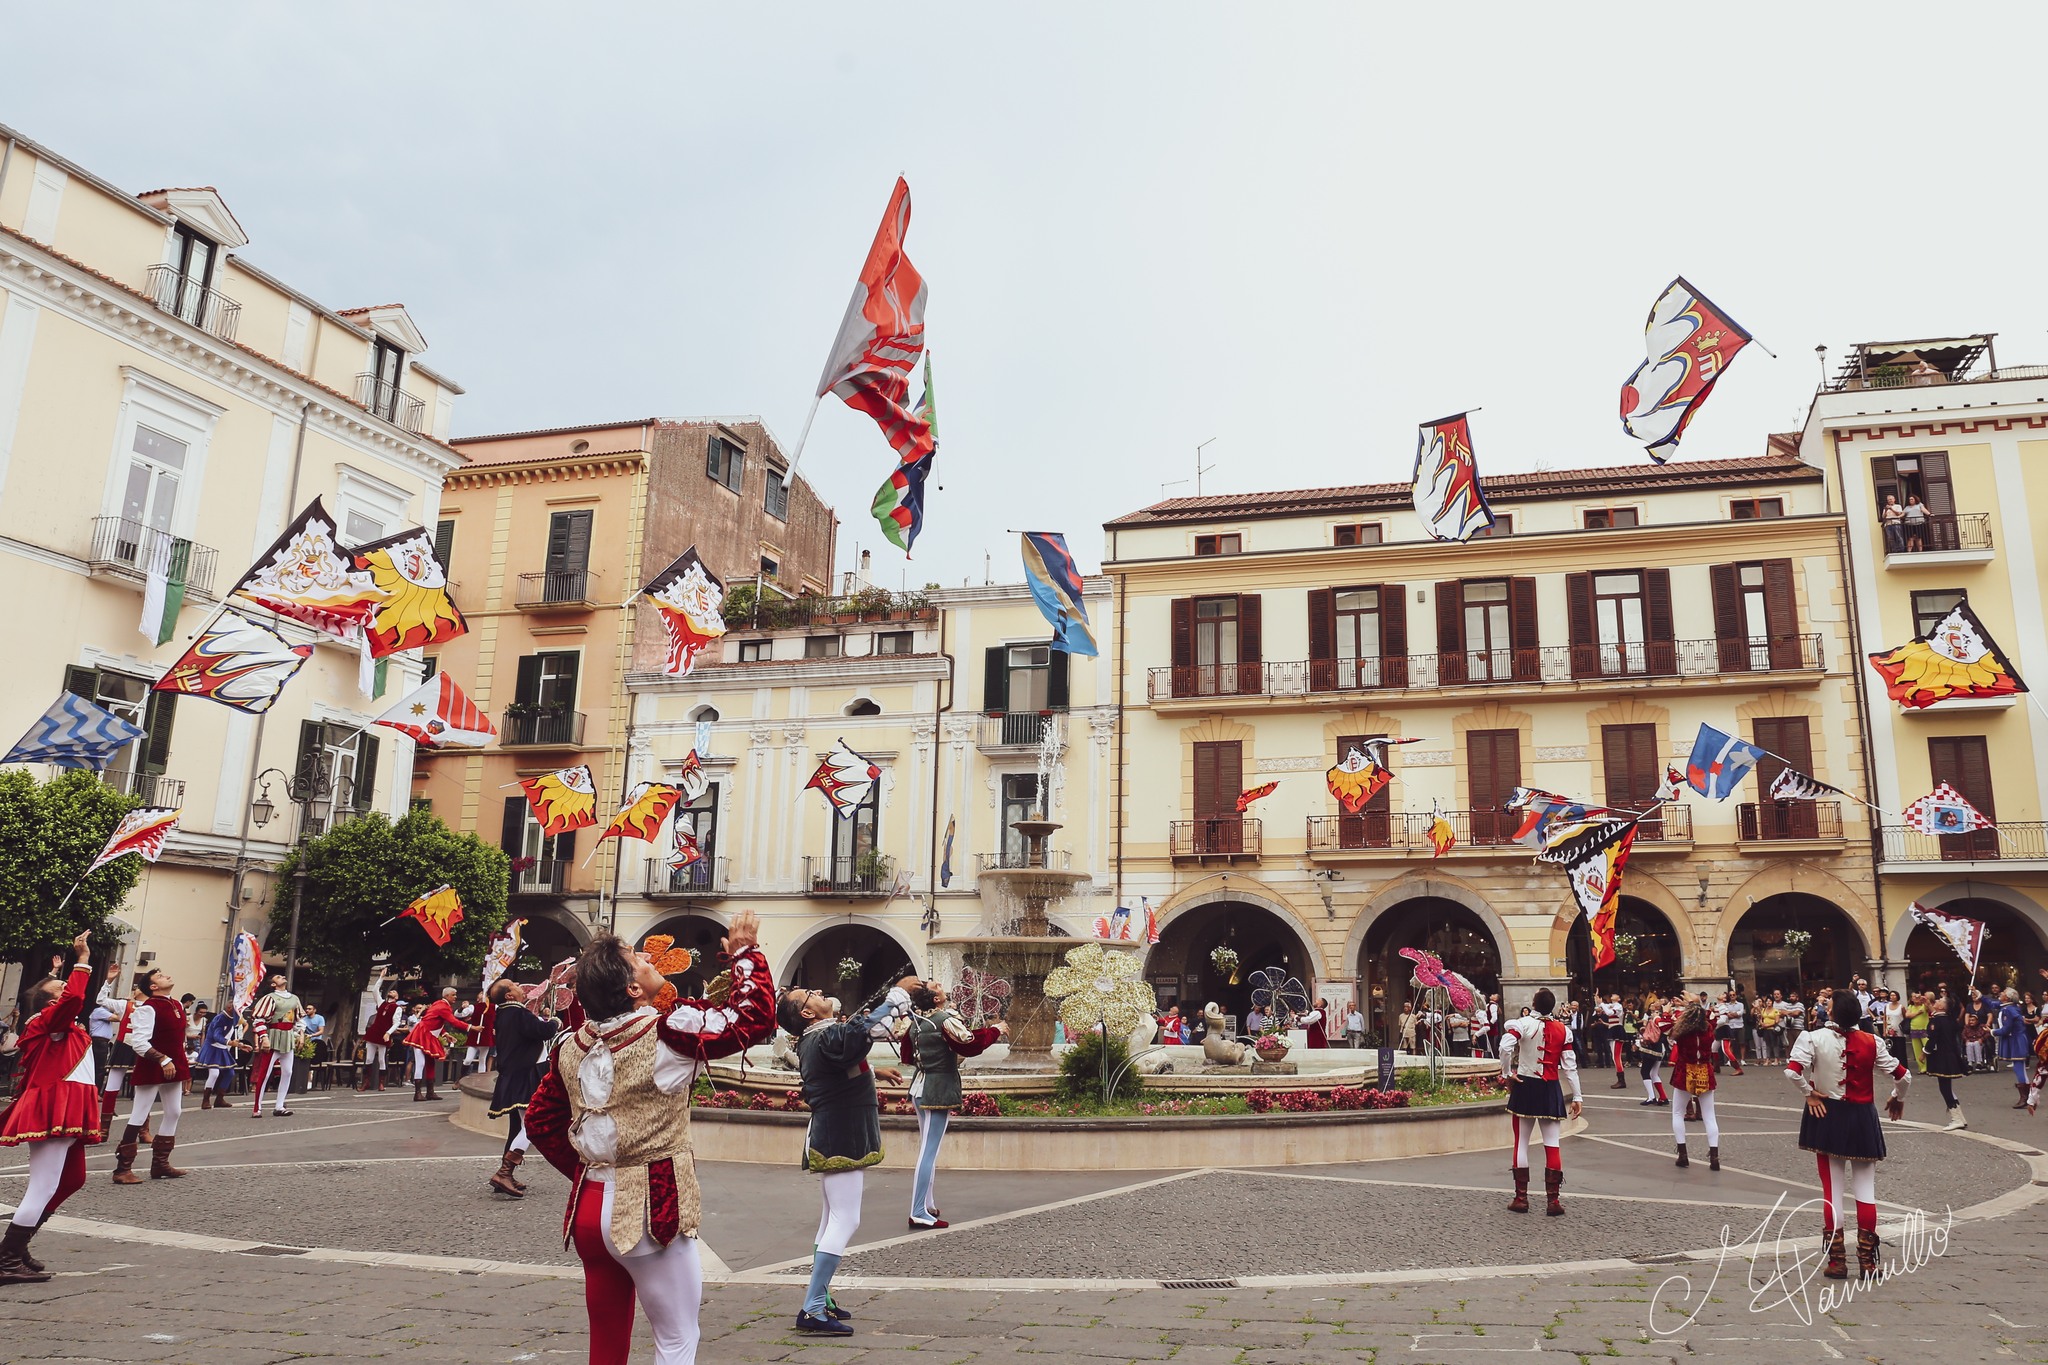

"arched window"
[687, 705, 720, 723]
[845, 698, 882, 717]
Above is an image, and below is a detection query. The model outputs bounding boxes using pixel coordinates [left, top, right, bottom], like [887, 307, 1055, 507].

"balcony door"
[1600, 723, 1665, 836]
[1192, 740, 1244, 853]
[295, 721, 378, 834]
[1928, 735, 1997, 859]
[543, 509, 593, 601]
[1871, 452, 1958, 550]
[168, 223, 216, 325]
[1710, 560, 1800, 672]
[1467, 729, 1521, 844]
[116, 425, 187, 566]
[1170, 594, 1261, 697]
[501, 798, 574, 893]
[1567, 569, 1673, 678]
[1749, 717, 1818, 839]
[674, 783, 719, 891]
[1000, 773, 1041, 864]
[828, 783, 881, 884]
[513, 651, 580, 744]
[65, 665, 174, 799]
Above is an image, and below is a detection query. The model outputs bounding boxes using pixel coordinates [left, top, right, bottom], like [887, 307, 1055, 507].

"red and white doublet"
[1, 965, 102, 1147]
[405, 998, 473, 1061]
[363, 999, 402, 1047]
[126, 997, 191, 1087]
[1668, 1026, 1721, 1152]
[1299, 1009, 1329, 1049]
[525, 947, 775, 1365]
[476, 1002, 498, 1049]
[1498, 1013, 1579, 1212]
[1787, 1023, 1909, 1253]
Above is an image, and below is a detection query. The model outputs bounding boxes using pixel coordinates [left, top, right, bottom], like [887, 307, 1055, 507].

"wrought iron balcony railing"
[145, 264, 241, 342]
[500, 708, 587, 748]
[101, 770, 185, 808]
[1307, 804, 1692, 854]
[516, 570, 602, 609]
[86, 517, 220, 596]
[978, 712, 1062, 748]
[1737, 801, 1844, 842]
[975, 849, 1073, 872]
[1881, 512, 1992, 556]
[805, 854, 896, 896]
[647, 856, 729, 897]
[352, 373, 428, 436]
[1880, 822, 2042, 862]
[1169, 817, 1262, 859]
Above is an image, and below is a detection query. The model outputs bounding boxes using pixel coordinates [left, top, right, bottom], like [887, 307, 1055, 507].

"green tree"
[0, 769, 142, 970]
[271, 805, 510, 1041]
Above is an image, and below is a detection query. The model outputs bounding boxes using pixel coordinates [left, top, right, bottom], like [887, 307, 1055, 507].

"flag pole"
[781, 393, 826, 486]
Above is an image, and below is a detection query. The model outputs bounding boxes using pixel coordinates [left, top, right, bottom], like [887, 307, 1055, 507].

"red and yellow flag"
[519, 765, 598, 837]
[401, 884, 465, 947]
[1235, 781, 1278, 813]
[596, 782, 681, 846]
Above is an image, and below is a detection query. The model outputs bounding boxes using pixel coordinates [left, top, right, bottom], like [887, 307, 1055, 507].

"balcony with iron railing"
[647, 856, 729, 897]
[1148, 635, 1825, 704]
[805, 853, 895, 897]
[352, 373, 428, 436]
[511, 858, 570, 895]
[1307, 805, 1693, 856]
[144, 264, 241, 342]
[85, 517, 220, 598]
[516, 570, 603, 611]
[1881, 512, 1993, 563]
[975, 849, 1074, 872]
[1880, 822, 2045, 864]
[978, 711, 1062, 749]
[1736, 801, 1846, 846]
[500, 707, 587, 749]
[1169, 817, 1262, 860]
[100, 770, 186, 808]
[1825, 363, 2048, 393]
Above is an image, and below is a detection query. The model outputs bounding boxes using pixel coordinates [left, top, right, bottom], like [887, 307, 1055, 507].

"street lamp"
[252, 762, 355, 995]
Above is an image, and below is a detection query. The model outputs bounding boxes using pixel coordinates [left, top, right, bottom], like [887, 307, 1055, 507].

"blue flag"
[4, 694, 147, 770]
[1685, 724, 1766, 800]
[1020, 532, 1098, 657]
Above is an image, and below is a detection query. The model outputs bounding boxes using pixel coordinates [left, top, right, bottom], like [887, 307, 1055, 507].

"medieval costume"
[405, 995, 476, 1099]
[112, 991, 189, 1184]
[486, 997, 560, 1198]
[1595, 997, 1626, 1088]
[1668, 1004, 1721, 1170]
[1499, 999, 1581, 1216]
[901, 1003, 999, 1229]
[463, 998, 496, 1075]
[1635, 1005, 1671, 1107]
[195, 1006, 243, 1108]
[99, 995, 141, 1139]
[525, 945, 774, 1365]
[249, 987, 304, 1117]
[358, 995, 403, 1091]
[1786, 997, 1909, 1281]
[1299, 1006, 1329, 1049]
[1, 961, 102, 1282]
[1924, 998, 1969, 1129]
[1996, 991, 2032, 1108]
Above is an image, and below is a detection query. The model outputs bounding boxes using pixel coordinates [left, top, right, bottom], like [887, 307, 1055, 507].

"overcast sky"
[9, 4, 2047, 590]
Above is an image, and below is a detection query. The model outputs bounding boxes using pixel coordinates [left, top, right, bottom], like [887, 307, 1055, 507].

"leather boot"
[425, 1077, 441, 1100]
[504, 1148, 528, 1193]
[412, 1079, 426, 1102]
[2017, 1083, 2030, 1110]
[150, 1135, 187, 1180]
[1823, 1228, 1847, 1279]
[111, 1126, 145, 1185]
[1507, 1166, 1529, 1213]
[0, 1223, 50, 1284]
[1856, 1229, 1881, 1280]
[1675, 1143, 1688, 1168]
[199, 1090, 211, 1110]
[1543, 1168, 1565, 1216]
[1708, 1146, 1720, 1172]
[489, 1155, 525, 1198]
[98, 1090, 120, 1134]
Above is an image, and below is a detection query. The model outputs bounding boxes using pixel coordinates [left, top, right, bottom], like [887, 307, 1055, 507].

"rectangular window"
[827, 781, 881, 883]
[1750, 717, 1818, 839]
[511, 650, 580, 744]
[671, 782, 720, 891]
[1911, 589, 1966, 638]
[294, 720, 378, 833]
[875, 631, 914, 656]
[1190, 740, 1245, 854]
[760, 555, 779, 580]
[433, 518, 455, 570]
[1593, 570, 1647, 675]
[421, 656, 439, 681]
[1583, 507, 1640, 530]
[343, 509, 386, 544]
[1708, 560, 1800, 673]
[764, 469, 789, 520]
[64, 666, 175, 798]
[1600, 723, 1661, 815]
[1466, 728, 1521, 844]
[166, 224, 216, 326]
[503, 797, 574, 893]
[707, 434, 745, 493]
[1333, 587, 1382, 688]
[113, 423, 189, 568]
[1871, 452, 1958, 551]
[1730, 498, 1784, 520]
[1194, 533, 1242, 556]
[1928, 734, 1997, 859]
[1462, 579, 1511, 682]
[738, 639, 771, 662]
[804, 635, 841, 659]
[1471, 514, 1513, 537]
[368, 338, 406, 420]
[1007, 643, 1051, 710]
[542, 510, 593, 601]
[1000, 773, 1041, 864]
[1333, 523, 1383, 547]
[1192, 595, 1240, 694]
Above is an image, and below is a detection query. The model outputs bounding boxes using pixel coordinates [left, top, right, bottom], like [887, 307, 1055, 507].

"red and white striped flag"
[815, 178, 933, 463]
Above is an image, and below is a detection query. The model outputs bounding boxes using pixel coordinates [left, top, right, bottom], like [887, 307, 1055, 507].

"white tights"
[126, 1082, 184, 1137]
[255, 1052, 295, 1112]
[12, 1140, 78, 1226]
[363, 1043, 387, 1069]
[412, 1050, 436, 1081]
[585, 1179, 705, 1365]
[1509, 1115, 1561, 1168]
[814, 1169, 864, 1256]
[1641, 1062, 1664, 1100]
[102, 1067, 128, 1095]
[1673, 1089, 1719, 1146]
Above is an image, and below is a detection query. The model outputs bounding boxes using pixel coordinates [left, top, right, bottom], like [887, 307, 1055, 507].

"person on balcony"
[1880, 495, 1905, 554]
[1901, 495, 1929, 553]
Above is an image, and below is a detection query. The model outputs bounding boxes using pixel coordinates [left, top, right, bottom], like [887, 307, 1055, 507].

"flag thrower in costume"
[85, 806, 181, 876]
[1908, 901, 1988, 976]
[806, 738, 882, 816]
[1236, 781, 1279, 812]
[1539, 816, 1642, 970]
[1685, 723, 1766, 799]
[812, 176, 933, 466]
[517, 765, 598, 836]
[1411, 412, 1495, 541]
[228, 931, 263, 1013]
[1020, 532, 1099, 656]
[153, 610, 314, 713]
[228, 497, 380, 639]
[1901, 782, 1993, 837]
[871, 353, 937, 554]
[1869, 597, 2027, 709]
[1618, 277, 1753, 463]
[4, 693, 146, 769]
[583, 782, 682, 864]
[481, 919, 524, 990]
[351, 527, 468, 657]
[374, 672, 496, 749]
[638, 547, 726, 677]
[400, 884, 465, 947]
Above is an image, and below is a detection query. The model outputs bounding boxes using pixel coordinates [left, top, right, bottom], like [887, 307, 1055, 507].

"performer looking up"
[358, 985, 403, 1092]
[524, 913, 774, 1365]
[1668, 999, 1721, 1170]
[783, 980, 914, 1335]
[1499, 987, 1582, 1216]
[405, 986, 476, 1101]
[0, 934, 101, 1284]
[1786, 991, 1909, 1281]
[485, 977, 560, 1199]
[195, 1004, 242, 1109]
[248, 973, 304, 1118]
[901, 981, 1003, 1230]
[110, 966, 190, 1185]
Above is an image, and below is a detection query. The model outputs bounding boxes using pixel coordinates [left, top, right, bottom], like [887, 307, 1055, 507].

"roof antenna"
[1194, 437, 1217, 495]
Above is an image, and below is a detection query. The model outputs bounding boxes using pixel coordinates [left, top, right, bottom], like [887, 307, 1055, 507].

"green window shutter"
[140, 691, 176, 775]
[354, 735, 379, 813]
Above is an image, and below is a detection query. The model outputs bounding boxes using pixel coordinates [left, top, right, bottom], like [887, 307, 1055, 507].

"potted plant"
[849, 585, 895, 620]
[719, 582, 759, 628]
[854, 850, 890, 888]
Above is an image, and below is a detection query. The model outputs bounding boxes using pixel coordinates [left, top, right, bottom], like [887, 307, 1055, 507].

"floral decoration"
[1044, 941, 1157, 1040]
[953, 965, 1013, 1028]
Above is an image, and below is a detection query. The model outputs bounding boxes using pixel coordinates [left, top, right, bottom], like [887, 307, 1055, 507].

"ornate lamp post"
[251, 762, 354, 994]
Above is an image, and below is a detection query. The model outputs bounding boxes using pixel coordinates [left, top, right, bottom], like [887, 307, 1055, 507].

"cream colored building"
[1806, 336, 2048, 994]
[611, 576, 1116, 997]
[0, 124, 463, 997]
[1102, 451, 1880, 1029]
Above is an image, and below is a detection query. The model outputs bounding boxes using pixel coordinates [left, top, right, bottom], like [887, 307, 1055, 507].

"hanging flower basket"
[1210, 947, 1241, 984]
[1782, 929, 1813, 955]
[836, 956, 863, 983]
[1612, 933, 1639, 962]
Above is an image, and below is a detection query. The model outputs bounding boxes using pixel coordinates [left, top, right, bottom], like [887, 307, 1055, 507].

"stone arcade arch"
[1728, 894, 1868, 997]
[1359, 895, 1507, 1039]
[1145, 885, 1322, 1026]
[1564, 896, 1685, 1004]
[636, 912, 730, 997]
[1887, 882, 2048, 994]
[783, 916, 925, 1006]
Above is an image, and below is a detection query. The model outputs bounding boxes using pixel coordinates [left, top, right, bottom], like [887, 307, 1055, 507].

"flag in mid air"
[481, 919, 524, 990]
[1553, 818, 1641, 969]
[228, 931, 263, 1012]
[640, 547, 727, 678]
[86, 806, 181, 875]
[374, 672, 496, 749]
[1619, 277, 1752, 463]
[352, 526, 469, 657]
[596, 782, 682, 845]
[1326, 744, 1390, 816]
[153, 611, 314, 714]
[1411, 412, 1495, 541]
[1236, 781, 1279, 813]
[519, 765, 598, 836]
[1426, 801, 1456, 857]
[675, 749, 709, 803]
[229, 498, 380, 640]
[806, 739, 882, 816]
[871, 354, 938, 554]
[1020, 533, 1098, 656]
[401, 885, 465, 947]
[1767, 767, 1844, 802]
[1901, 783, 1993, 837]
[1907, 901, 1987, 976]
[816, 177, 934, 464]
[1869, 597, 2026, 709]
[1685, 724, 1766, 800]
[4, 694, 146, 770]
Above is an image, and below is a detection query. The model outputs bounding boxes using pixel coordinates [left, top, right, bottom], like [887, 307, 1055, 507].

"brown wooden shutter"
[1565, 572, 1596, 679]
[1380, 584, 1409, 688]
[1192, 740, 1244, 853]
[1869, 455, 1898, 506]
[1928, 735, 1997, 857]
[1508, 577, 1539, 680]
[1170, 598, 1194, 697]
[1763, 559, 1801, 670]
[1709, 564, 1744, 672]
[1236, 594, 1262, 694]
[983, 646, 1009, 714]
[1307, 588, 1334, 691]
[1467, 729, 1521, 842]
[1435, 581, 1465, 685]
[1644, 568, 1675, 674]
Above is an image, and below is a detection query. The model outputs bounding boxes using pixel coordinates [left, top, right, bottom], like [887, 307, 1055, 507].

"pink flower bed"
[1244, 1086, 1413, 1113]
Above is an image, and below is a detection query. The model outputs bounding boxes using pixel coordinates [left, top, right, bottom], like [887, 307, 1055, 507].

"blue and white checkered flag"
[3, 693, 147, 770]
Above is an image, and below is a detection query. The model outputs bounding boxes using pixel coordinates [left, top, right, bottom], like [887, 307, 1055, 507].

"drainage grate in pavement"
[242, 1245, 310, 1257]
[1161, 1278, 1239, 1289]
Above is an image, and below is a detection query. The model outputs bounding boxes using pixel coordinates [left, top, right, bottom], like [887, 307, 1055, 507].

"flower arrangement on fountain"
[1247, 965, 1309, 1061]
[1782, 928, 1813, 955]
[1043, 941, 1157, 1042]
[835, 956, 863, 983]
[1209, 946, 1241, 984]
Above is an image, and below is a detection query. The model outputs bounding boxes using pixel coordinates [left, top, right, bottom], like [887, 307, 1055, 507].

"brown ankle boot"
[504, 1148, 528, 1192]
[1675, 1143, 1688, 1168]
[111, 1127, 145, 1185]
[489, 1156, 525, 1198]
[0, 1223, 50, 1284]
[1507, 1166, 1529, 1213]
[425, 1078, 441, 1100]
[1856, 1229, 1881, 1280]
[2017, 1084, 2031, 1110]
[412, 1080, 426, 1102]
[200, 1091, 214, 1111]
[1708, 1146, 1720, 1171]
[1543, 1168, 1565, 1216]
[150, 1135, 188, 1179]
[1823, 1228, 1847, 1279]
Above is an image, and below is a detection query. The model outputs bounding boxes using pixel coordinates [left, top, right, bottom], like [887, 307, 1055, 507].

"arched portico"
[1543, 872, 1701, 979]
[1719, 863, 1876, 976]
[1145, 883, 1323, 1024]
[1341, 873, 1520, 983]
[782, 916, 925, 1003]
[1889, 882, 2048, 993]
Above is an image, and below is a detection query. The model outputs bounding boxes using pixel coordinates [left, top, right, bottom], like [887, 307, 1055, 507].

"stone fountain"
[928, 816, 1139, 1067]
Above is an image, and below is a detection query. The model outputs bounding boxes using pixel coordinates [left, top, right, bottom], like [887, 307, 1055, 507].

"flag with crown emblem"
[1619, 277, 1752, 463]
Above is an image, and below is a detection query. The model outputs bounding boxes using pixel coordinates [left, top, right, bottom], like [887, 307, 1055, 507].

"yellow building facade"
[0, 123, 464, 997]
[1807, 336, 2048, 994]
[1103, 452, 1880, 1028]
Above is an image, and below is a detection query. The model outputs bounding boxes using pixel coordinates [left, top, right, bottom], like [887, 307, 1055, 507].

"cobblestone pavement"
[4, 1071, 2045, 1363]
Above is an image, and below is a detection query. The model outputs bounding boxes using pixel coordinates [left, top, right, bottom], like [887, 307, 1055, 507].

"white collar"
[589, 1006, 656, 1033]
